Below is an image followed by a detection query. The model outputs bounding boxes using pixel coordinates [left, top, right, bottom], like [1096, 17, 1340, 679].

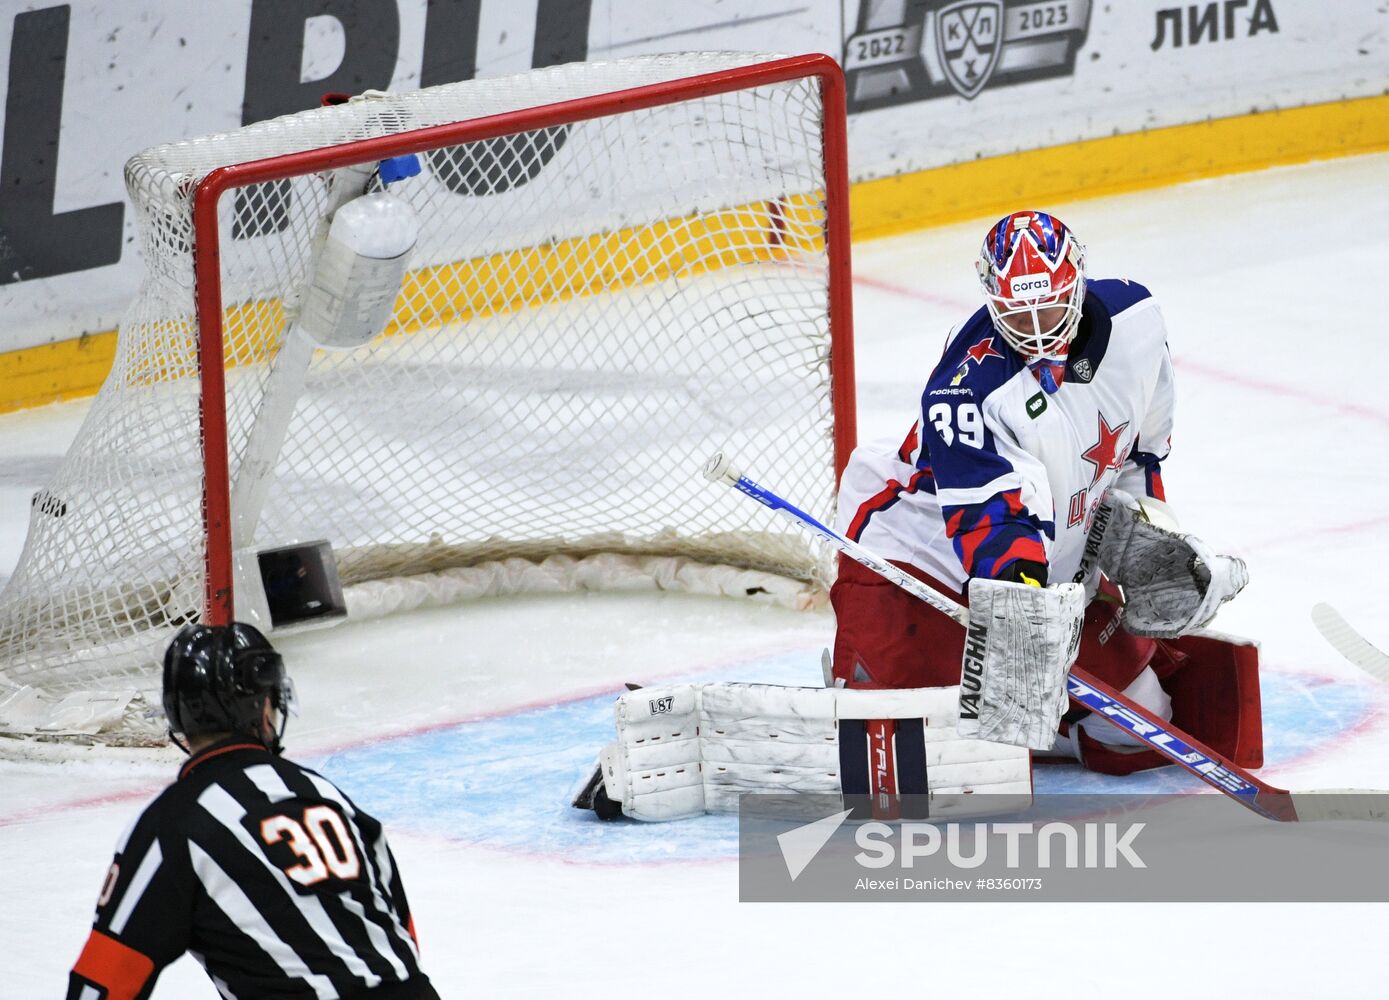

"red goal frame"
[190, 53, 857, 625]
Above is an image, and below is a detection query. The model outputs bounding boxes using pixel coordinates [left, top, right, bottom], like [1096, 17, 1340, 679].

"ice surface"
[4, 153, 1389, 998]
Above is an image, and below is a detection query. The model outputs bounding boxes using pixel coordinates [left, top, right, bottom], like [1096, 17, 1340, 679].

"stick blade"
[1311, 603, 1389, 684]
[1290, 789, 1389, 822]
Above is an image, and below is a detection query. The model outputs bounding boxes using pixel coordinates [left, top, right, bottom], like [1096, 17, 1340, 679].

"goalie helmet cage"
[0, 51, 855, 739]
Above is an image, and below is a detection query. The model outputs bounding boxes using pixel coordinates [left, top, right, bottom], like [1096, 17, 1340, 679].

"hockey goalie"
[577, 211, 1262, 822]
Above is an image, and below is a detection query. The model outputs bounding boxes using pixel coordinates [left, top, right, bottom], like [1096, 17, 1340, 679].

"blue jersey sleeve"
[918, 316, 1054, 580]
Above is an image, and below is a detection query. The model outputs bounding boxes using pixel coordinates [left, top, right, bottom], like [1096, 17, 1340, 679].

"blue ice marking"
[313, 664, 1380, 861]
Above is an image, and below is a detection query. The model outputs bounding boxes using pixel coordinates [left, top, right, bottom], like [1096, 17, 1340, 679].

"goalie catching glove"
[1095, 489, 1249, 638]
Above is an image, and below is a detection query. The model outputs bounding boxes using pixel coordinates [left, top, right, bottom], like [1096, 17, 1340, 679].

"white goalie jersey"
[836, 278, 1175, 593]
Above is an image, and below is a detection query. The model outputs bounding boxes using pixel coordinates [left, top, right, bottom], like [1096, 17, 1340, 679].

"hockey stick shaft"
[705, 453, 1383, 822]
[705, 454, 968, 628]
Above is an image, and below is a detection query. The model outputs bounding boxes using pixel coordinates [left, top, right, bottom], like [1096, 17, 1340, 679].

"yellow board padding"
[0, 331, 120, 412]
[209, 196, 824, 364]
[4, 91, 1389, 414]
[850, 92, 1389, 241]
[0, 196, 824, 414]
[379, 194, 824, 339]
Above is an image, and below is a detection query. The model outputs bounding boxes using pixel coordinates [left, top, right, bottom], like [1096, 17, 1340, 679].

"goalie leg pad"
[1060, 631, 1263, 775]
[594, 683, 1031, 822]
[1074, 579, 1158, 691]
[829, 554, 965, 688]
[1161, 631, 1263, 768]
[599, 685, 706, 822]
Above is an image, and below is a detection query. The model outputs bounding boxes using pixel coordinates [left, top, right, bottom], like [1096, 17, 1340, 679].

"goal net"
[0, 52, 855, 741]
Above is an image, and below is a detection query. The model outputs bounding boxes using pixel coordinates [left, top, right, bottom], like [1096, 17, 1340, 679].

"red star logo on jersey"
[1081, 413, 1130, 488]
[965, 336, 1004, 366]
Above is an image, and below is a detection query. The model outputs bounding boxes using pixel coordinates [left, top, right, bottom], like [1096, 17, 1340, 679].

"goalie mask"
[162, 622, 296, 754]
[976, 211, 1087, 367]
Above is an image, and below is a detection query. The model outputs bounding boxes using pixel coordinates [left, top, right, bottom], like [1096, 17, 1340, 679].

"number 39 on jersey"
[927, 401, 985, 448]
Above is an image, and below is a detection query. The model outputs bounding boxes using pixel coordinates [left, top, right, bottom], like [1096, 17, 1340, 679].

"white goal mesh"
[0, 52, 854, 741]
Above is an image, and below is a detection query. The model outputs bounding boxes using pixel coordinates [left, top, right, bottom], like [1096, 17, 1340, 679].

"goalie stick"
[1311, 603, 1389, 684]
[704, 452, 1389, 823]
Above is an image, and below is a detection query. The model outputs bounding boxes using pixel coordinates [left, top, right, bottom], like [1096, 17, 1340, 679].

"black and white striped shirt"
[68, 739, 436, 1000]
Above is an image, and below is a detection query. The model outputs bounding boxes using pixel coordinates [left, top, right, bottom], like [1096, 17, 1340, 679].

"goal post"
[0, 51, 856, 740]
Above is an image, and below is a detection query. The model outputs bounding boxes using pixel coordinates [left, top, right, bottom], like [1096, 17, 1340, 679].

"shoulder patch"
[929, 309, 1021, 398]
[929, 365, 974, 397]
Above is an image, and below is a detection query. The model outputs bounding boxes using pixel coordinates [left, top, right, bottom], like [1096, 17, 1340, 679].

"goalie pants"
[829, 555, 1263, 774]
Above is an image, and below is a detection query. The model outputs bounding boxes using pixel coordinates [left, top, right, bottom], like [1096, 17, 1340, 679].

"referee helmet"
[162, 622, 296, 754]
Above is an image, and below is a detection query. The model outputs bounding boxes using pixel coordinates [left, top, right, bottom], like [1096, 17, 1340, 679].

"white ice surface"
[4, 153, 1389, 997]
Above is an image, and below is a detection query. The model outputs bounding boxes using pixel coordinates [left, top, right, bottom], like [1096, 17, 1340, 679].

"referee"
[67, 622, 441, 999]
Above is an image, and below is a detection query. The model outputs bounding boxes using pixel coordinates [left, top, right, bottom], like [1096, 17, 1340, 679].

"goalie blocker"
[832, 557, 1263, 776]
[576, 682, 1032, 822]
